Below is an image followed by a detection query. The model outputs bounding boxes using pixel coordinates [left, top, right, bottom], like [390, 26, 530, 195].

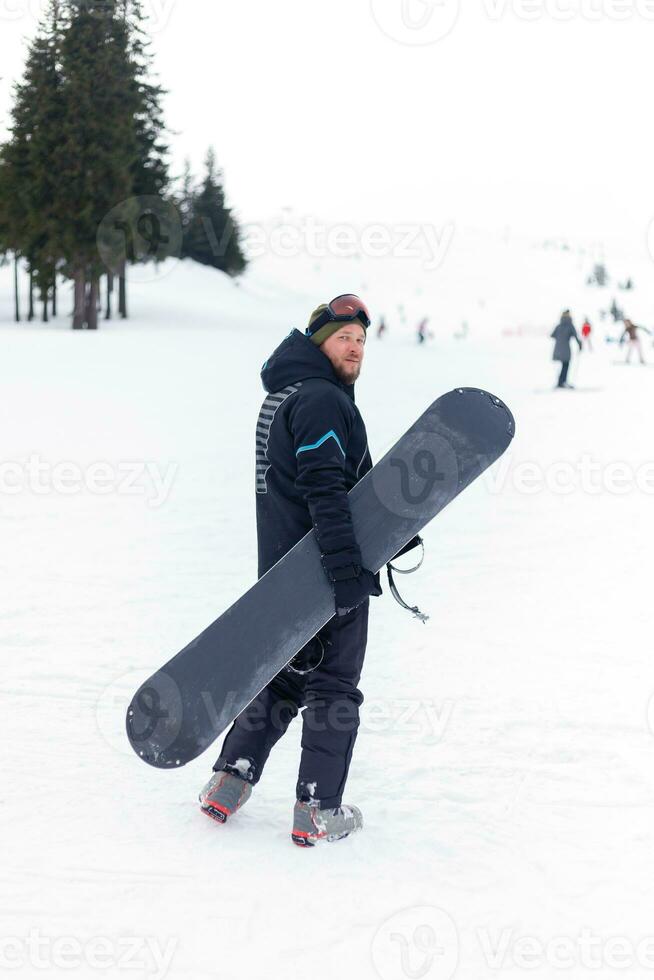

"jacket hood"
[261, 328, 355, 400]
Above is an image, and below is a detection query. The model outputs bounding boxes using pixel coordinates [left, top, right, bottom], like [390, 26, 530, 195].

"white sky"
[1, 0, 653, 250]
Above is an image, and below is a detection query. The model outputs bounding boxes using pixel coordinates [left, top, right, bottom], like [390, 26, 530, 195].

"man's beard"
[334, 360, 362, 385]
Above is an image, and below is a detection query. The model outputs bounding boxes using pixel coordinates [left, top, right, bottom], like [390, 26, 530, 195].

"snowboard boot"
[291, 800, 363, 847]
[199, 770, 252, 824]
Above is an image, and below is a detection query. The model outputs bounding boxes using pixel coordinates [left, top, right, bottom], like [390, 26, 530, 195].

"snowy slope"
[1, 251, 653, 980]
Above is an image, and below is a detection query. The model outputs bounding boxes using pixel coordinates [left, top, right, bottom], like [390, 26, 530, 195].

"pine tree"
[25, 2, 65, 310]
[176, 159, 196, 251]
[183, 149, 246, 277]
[0, 3, 66, 321]
[115, 0, 169, 318]
[0, 159, 20, 320]
[55, 0, 141, 327]
[0, 0, 171, 328]
[0, 58, 34, 322]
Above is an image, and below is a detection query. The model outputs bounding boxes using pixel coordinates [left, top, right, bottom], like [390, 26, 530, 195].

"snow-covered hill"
[1, 249, 653, 979]
[2, 220, 653, 341]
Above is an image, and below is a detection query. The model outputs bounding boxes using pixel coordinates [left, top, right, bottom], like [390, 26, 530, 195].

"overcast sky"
[1, 0, 653, 254]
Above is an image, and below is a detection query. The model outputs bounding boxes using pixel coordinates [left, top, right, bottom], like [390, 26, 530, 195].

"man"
[621, 318, 650, 365]
[551, 309, 582, 389]
[199, 295, 382, 847]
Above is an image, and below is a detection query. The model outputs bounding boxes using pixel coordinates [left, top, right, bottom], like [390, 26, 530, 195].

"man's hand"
[327, 564, 382, 617]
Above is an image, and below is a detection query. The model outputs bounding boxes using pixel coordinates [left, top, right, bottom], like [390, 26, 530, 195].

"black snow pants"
[557, 360, 570, 386]
[213, 600, 369, 809]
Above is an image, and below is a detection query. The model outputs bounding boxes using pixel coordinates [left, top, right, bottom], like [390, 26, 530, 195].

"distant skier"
[621, 318, 650, 365]
[198, 295, 417, 847]
[581, 318, 593, 352]
[417, 317, 430, 345]
[376, 316, 387, 339]
[551, 309, 582, 389]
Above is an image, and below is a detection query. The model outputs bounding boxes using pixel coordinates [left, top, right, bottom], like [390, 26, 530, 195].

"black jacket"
[255, 329, 372, 577]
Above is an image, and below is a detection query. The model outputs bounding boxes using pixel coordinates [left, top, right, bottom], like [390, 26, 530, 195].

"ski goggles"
[310, 294, 371, 334]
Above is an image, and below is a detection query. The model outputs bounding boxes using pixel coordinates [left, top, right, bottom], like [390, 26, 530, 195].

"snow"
[1, 246, 653, 979]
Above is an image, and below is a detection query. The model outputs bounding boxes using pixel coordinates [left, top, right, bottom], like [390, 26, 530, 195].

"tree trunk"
[86, 277, 99, 330]
[28, 268, 35, 321]
[42, 290, 49, 323]
[118, 259, 127, 319]
[14, 254, 20, 323]
[52, 276, 57, 317]
[105, 272, 114, 320]
[73, 268, 86, 329]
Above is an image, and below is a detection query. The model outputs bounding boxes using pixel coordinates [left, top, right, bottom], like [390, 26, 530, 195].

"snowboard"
[126, 387, 515, 769]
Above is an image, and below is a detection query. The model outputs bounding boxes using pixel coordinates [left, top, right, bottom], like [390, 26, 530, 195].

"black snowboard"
[126, 387, 515, 769]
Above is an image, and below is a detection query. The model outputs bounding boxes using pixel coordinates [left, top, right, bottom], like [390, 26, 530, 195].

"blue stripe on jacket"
[296, 429, 346, 458]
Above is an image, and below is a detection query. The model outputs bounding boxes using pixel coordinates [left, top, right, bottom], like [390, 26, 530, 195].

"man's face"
[320, 322, 366, 385]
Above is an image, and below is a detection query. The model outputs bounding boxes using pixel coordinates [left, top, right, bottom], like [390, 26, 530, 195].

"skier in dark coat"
[551, 310, 582, 388]
[199, 295, 383, 846]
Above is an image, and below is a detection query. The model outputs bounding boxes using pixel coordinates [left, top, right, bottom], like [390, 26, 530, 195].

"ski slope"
[1, 252, 653, 980]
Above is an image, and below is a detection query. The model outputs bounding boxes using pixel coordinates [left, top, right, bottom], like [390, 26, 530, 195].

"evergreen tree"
[24, 2, 65, 309]
[54, 0, 141, 327]
[0, 3, 65, 321]
[0, 52, 34, 320]
[182, 149, 246, 277]
[176, 159, 196, 249]
[116, 0, 169, 318]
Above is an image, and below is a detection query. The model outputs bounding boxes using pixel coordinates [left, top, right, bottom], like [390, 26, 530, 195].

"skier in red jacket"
[581, 318, 593, 352]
